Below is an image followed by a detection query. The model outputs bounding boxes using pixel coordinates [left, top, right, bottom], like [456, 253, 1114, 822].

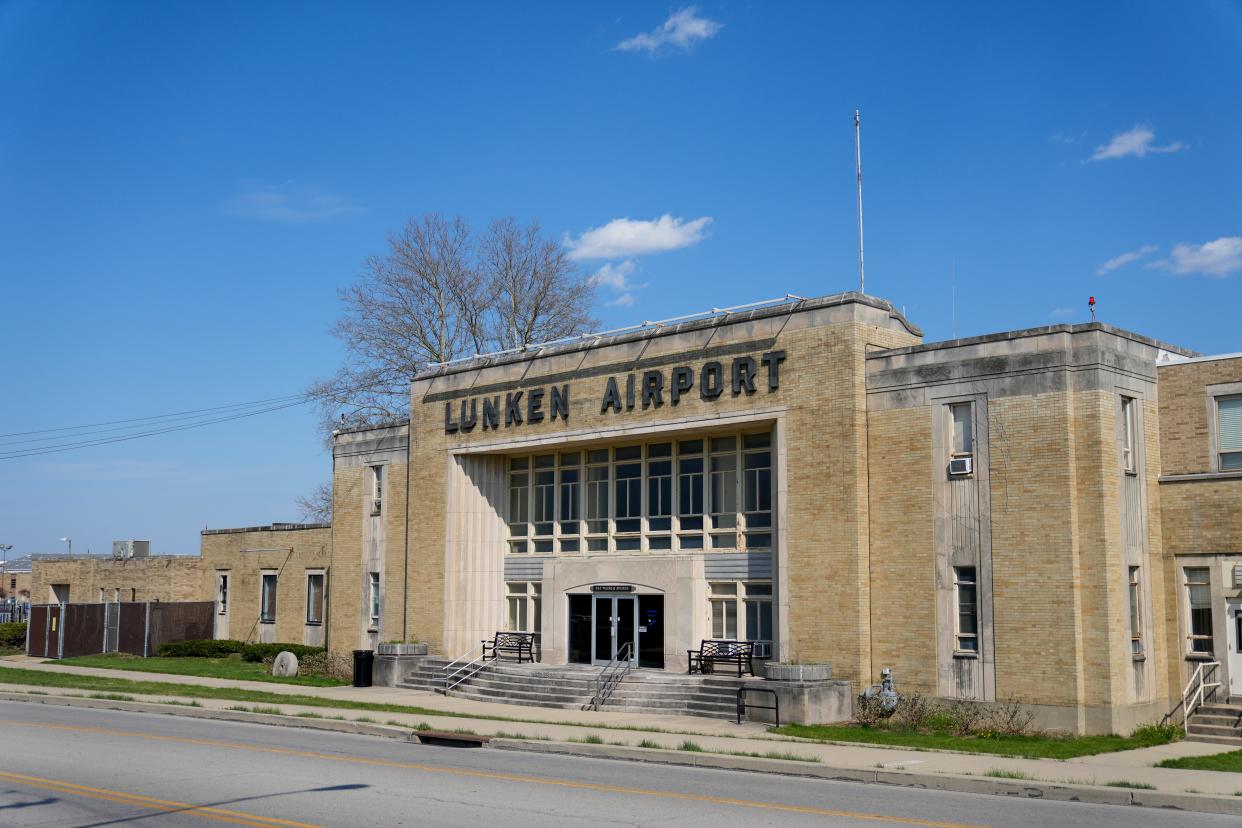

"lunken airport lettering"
[443, 351, 786, 434]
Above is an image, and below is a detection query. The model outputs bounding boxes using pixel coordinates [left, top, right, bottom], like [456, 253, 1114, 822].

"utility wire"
[0, 392, 308, 439]
[0, 399, 310, 460]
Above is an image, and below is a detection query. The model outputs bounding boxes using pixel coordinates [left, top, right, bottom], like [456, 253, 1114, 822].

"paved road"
[0, 701, 1230, 828]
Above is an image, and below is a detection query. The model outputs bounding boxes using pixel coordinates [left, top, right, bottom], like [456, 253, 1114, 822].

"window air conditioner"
[948, 456, 974, 476]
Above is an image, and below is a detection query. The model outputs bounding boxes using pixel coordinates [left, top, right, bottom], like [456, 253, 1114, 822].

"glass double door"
[593, 596, 636, 665]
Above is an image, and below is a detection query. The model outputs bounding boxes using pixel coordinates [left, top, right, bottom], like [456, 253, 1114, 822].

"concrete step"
[1185, 733, 1242, 747]
[1195, 705, 1242, 720]
[1186, 723, 1242, 738]
[1188, 714, 1242, 728]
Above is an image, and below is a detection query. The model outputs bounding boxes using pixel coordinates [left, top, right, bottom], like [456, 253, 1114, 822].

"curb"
[491, 739, 1242, 817]
[5, 691, 1240, 817]
[0, 690, 416, 742]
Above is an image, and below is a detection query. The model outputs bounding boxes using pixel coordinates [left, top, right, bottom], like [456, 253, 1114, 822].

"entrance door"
[638, 595, 664, 669]
[592, 596, 636, 664]
[1228, 600, 1242, 698]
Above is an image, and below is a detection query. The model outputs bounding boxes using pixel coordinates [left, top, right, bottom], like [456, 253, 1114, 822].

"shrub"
[942, 698, 986, 736]
[980, 698, 1037, 737]
[891, 692, 934, 731]
[1131, 722, 1182, 745]
[296, 651, 353, 681]
[853, 693, 893, 727]
[157, 639, 246, 658]
[0, 622, 27, 649]
[240, 643, 324, 663]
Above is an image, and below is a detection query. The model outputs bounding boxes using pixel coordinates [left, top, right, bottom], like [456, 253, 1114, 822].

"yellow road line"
[0, 718, 987, 827]
[0, 770, 321, 828]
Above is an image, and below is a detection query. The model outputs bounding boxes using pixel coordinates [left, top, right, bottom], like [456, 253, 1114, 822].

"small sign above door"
[591, 584, 634, 593]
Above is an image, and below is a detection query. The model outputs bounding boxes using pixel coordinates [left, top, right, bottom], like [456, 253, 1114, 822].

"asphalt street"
[0, 701, 1231, 827]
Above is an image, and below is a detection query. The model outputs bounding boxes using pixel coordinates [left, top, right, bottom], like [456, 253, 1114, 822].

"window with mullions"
[508, 458, 529, 553]
[1186, 567, 1214, 655]
[709, 581, 773, 652]
[506, 581, 541, 636]
[954, 567, 978, 653]
[504, 430, 774, 555]
[1219, 396, 1242, 471]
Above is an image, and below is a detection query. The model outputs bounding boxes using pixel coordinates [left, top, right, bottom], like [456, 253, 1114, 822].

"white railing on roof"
[424, 293, 809, 370]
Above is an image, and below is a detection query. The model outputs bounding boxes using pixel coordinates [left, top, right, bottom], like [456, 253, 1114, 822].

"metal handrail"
[442, 648, 491, 694]
[736, 686, 779, 726]
[589, 642, 633, 711]
[1181, 660, 1222, 725]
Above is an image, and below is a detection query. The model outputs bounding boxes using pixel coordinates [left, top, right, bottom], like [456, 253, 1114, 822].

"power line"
[0, 399, 310, 461]
[0, 392, 309, 440]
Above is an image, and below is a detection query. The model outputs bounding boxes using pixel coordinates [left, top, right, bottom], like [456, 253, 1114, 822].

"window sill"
[1124, 469, 1138, 477]
[1132, 653, 1146, 662]
[304, 621, 323, 627]
[259, 620, 275, 625]
[367, 627, 379, 634]
[1185, 653, 1216, 661]
[952, 650, 979, 660]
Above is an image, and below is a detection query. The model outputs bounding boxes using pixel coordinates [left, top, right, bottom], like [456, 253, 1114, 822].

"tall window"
[1186, 567, 1214, 654]
[954, 566, 978, 653]
[217, 573, 229, 615]
[371, 465, 384, 515]
[1128, 566, 1142, 656]
[506, 431, 773, 554]
[710, 581, 772, 647]
[306, 572, 324, 624]
[951, 402, 974, 458]
[1219, 396, 1242, 471]
[710, 583, 738, 639]
[369, 572, 381, 627]
[260, 572, 277, 623]
[506, 582, 541, 635]
[558, 452, 581, 552]
[508, 458, 530, 553]
[1121, 396, 1137, 474]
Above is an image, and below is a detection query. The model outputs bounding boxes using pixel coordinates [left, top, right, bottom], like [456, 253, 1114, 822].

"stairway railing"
[588, 642, 633, 711]
[1181, 660, 1221, 725]
[442, 648, 491, 694]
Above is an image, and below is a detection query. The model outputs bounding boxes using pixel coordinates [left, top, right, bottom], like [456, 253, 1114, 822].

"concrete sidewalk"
[2, 657, 1239, 800]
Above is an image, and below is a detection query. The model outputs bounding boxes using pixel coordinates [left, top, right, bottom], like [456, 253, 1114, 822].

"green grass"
[985, 768, 1032, 780]
[53, 654, 346, 687]
[1105, 780, 1156, 790]
[678, 740, 703, 752]
[637, 739, 663, 749]
[1157, 749, 1242, 773]
[770, 722, 1181, 760]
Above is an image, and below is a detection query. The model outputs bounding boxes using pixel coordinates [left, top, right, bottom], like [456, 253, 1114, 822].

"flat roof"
[867, 321, 1197, 360]
[201, 522, 331, 536]
[1157, 351, 1242, 367]
[414, 291, 921, 381]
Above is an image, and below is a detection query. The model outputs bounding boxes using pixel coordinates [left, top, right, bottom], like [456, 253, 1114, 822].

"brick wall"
[30, 556, 206, 606]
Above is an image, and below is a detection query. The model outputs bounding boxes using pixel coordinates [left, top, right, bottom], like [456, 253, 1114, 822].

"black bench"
[687, 639, 755, 677]
[482, 632, 535, 664]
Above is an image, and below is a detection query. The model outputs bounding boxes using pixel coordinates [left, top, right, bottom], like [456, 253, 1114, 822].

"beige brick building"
[30, 554, 206, 606]
[196, 292, 1241, 733]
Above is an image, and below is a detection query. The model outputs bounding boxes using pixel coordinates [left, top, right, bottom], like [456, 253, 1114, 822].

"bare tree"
[308, 213, 597, 434]
[295, 481, 333, 524]
[481, 218, 597, 352]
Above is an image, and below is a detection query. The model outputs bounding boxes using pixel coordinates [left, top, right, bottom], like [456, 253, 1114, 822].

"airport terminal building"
[202, 291, 1242, 733]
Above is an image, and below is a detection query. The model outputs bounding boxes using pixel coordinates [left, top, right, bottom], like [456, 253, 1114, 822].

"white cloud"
[1088, 125, 1188, 162]
[616, 6, 721, 54]
[608, 293, 638, 307]
[1048, 308, 1076, 319]
[1096, 244, 1159, 275]
[227, 182, 362, 223]
[591, 259, 637, 290]
[568, 214, 712, 260]
[1148, 236, 1242, 278]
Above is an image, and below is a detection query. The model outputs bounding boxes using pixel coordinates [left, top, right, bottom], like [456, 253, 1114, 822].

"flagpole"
[855, 110, 865, 295]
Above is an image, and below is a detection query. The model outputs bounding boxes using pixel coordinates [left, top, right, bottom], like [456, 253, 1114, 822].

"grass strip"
[53, 654, 345, 687]
[1157, 749, 1242, 773]
[770, 723, 1180, 760]
[0, 668, 703, 736]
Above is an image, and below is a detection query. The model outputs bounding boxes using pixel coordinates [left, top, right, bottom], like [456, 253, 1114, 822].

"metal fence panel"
[26, 605, 48, 657]
[61, 604, 106, 658]
[116, 603, 148, 656]
[147, 602, 214, 655]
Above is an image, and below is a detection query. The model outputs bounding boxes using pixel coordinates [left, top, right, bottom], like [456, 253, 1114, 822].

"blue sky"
[2, 1, 1240, 558]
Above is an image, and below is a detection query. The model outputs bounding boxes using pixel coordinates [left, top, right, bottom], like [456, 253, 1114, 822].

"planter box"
[762, 662, 832, 682]
[377, 642, 428, 656]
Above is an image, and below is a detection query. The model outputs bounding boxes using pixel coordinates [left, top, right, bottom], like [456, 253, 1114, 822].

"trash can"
[352, 649, 375, 688]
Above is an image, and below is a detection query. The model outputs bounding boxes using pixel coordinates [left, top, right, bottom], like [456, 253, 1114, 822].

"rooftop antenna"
[854, 109, 865, 295]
